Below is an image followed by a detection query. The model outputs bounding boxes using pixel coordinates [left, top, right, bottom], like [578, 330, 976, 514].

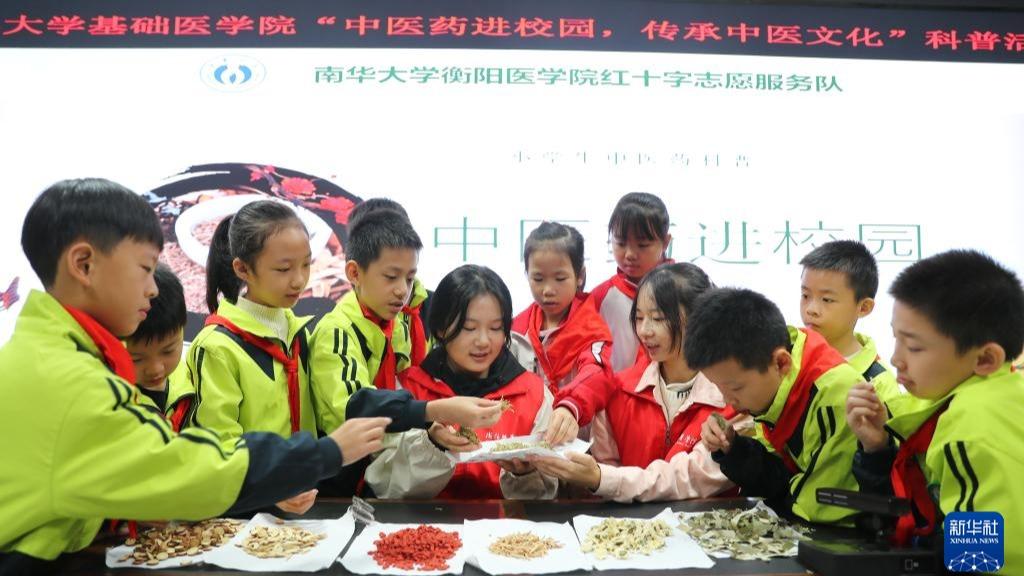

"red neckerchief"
[360, 303, 397, 391]
[890, 401, 950, 547]
[761, 329, 845, 473]
[517, 295, 610, 392]
[402, 301, 427, 367]
[169, 397, 193, 433]
[204, 314, 302, 433]
[63, 304, 136, 383]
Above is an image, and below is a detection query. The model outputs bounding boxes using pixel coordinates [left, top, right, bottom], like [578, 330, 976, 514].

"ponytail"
[205, 215, 241, 313]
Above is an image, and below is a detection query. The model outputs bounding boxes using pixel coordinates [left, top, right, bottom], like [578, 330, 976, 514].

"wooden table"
[56, 498, 825, 575]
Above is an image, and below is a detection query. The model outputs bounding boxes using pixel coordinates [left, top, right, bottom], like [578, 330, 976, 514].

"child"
[509, 222, 612, 441]
[0, 179, 388, 570]
[345, 198, 431, 365]
[310, 208, 500, 437]
[365, 265, 558, 500]
[685, 287, 886, 524]
[588, 192, 672, 372]
[535, 263, 743, 502]
[799, 240, 898, 392]
[189, 200, 322, 440]
[847, 250, 1024, 568]
[127, 263, 194, 429]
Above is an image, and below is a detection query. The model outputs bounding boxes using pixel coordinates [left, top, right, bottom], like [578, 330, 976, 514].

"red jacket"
[511, 294, 613, 397]
[398, 362, 547, 499]
[600, 361, 737, 467]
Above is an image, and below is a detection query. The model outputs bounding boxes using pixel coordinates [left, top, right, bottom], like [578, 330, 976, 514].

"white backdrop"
[2, 47, 1023, 363]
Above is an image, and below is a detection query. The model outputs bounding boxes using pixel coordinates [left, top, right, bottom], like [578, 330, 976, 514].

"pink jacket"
[591, 362, 749, 502]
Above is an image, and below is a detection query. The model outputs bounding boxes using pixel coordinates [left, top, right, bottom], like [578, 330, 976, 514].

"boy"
[126, 263, 194, 428]
[799, 240, 898, 392]
[0, 179, 390, 572]
[311, 208, 498, 434]
[345, 198, 431, 365]
[684, 287, 884, 524]
[847, 250, 1024, 569]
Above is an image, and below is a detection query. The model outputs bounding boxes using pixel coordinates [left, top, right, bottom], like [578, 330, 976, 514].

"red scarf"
[761, 329, 845, 473]
[402, 302, 427, 367]
[205, 315, 302, 433]
[63, 304, 136, 383]
[361, 304, 397, 391]
[169, 397, 193, 433]
[516, 296, 611, 391]
[890, 402, 949, 547]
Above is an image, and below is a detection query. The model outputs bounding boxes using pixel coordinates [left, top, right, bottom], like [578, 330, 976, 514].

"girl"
[535, 263, 747, 502]
[589, 192, 672, 372]
[509, 222, 612, 442]
[188, 200, 320, 513]
[365, 265, 558, 500]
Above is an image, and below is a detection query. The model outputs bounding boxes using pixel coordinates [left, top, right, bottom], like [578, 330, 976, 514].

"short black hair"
[22, 178, 163, 288]
[429, 264, 513, 349]
[523, 221, 585, 277]
[130, 263, 186, 345]
[608, 192, 670, 243]
[799, 240, 879, 301]
[206, 200, 306, 312]
[684, 288, 791, 372]
[890, 249, 1024, 357]
[346, 209, 422, 268]
[631, 263, 713, 353]
[348, 198, 410, 231]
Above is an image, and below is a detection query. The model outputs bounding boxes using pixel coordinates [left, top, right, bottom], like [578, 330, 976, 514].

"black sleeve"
[227, 432, 341, 514]
[345, 388, 428, 433]
[712, 436, 794, 509]
[853, 443, 897, 495]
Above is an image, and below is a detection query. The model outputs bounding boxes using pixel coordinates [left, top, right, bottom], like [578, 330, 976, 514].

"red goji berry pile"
[370, 525, 462, 571]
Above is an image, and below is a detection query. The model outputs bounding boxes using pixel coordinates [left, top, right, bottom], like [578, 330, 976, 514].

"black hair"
[684, 288, 791, 372]
[630, 263, 713, 353]
[346, 209, 423, 269]
[608, 192, 670, 243]
[429, 265, 514, 349]
[205, 200, 307, 313]
[523, 221, 585, 277]
[130, 263, 186, 345]
[348, 198, 410, 231]
[799, 240, 879, 301]
[890, 249, 1024, 357]
[22, 178, 163, 288]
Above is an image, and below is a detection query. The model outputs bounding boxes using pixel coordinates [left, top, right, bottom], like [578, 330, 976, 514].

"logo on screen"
[944, 512, 1004, 572]
[200, 56, 265, 92]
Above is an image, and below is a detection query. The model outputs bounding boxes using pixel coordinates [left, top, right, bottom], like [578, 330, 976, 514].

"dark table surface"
[57, 498, 834, 575]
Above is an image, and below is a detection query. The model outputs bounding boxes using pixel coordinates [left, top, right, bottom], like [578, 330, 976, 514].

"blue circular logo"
[200, 56, 266, 92]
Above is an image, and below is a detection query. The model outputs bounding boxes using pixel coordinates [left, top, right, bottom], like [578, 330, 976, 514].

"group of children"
[0, 180, 1021, 572]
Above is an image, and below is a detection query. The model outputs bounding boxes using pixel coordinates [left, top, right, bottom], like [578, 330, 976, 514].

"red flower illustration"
[319, 196, 355, 224]
[281, 177, 316, 198]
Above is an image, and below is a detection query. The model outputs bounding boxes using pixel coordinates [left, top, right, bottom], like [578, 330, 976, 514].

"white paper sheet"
[340, 523, 468, 576]
[572, 508, 714, 571]
[455, 433, 591, 464]
[105, 520, 244, 570]
[203, 511, 355, 572]
[464, 518, 592, 575]
[678, 501, 802, 559]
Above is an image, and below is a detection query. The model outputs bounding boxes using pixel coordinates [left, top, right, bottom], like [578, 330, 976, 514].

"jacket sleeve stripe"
[944, 443, 969, 512]
[790, 406, 834, 499]
[956, 441, 979, 512]
[334, 328, 357, 396]
[107, 378, 171, 444]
